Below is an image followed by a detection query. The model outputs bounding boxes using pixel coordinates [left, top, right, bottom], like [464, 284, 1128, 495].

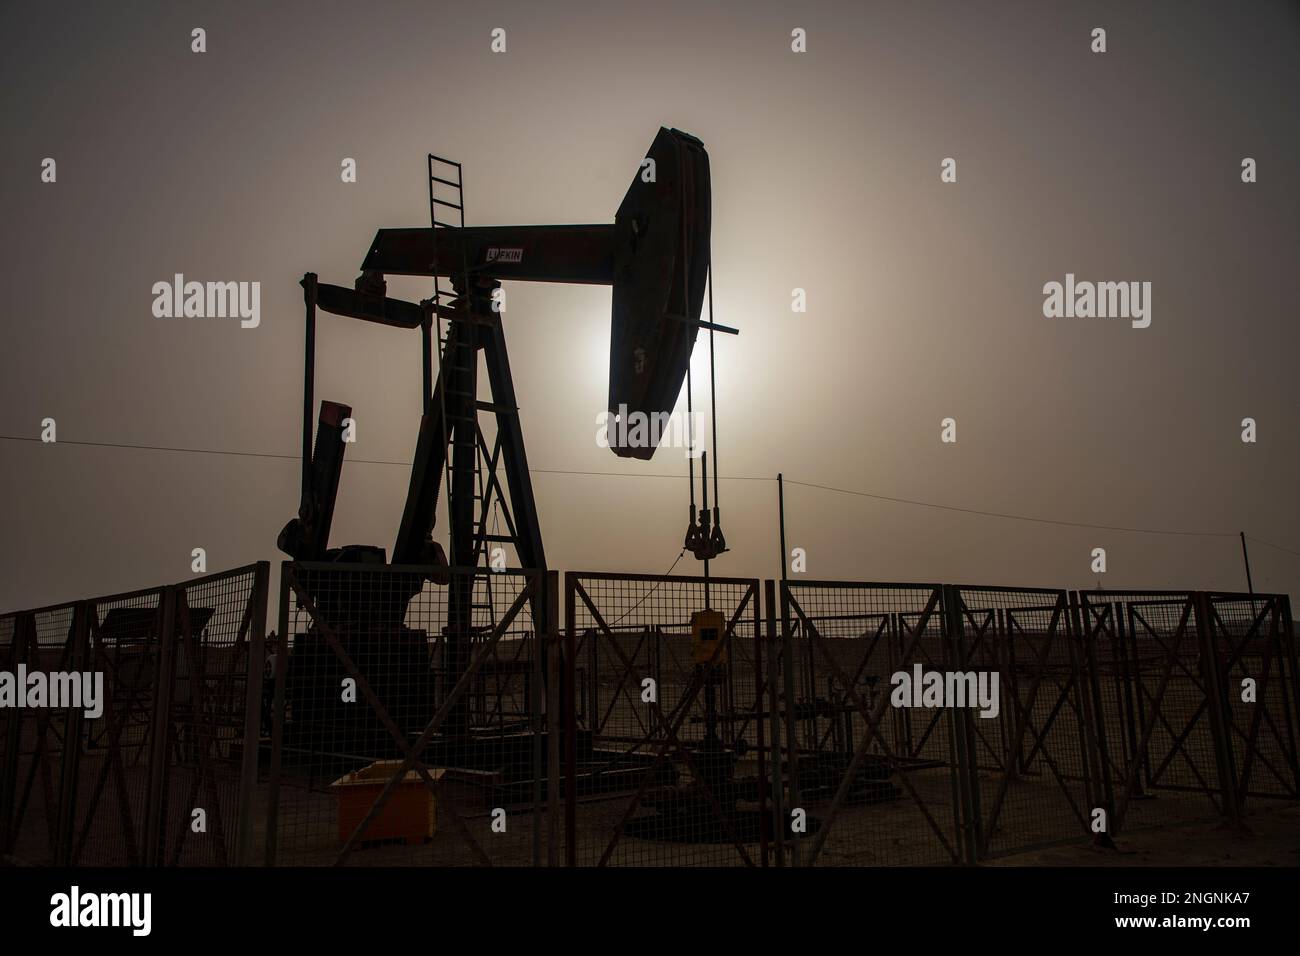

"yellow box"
[331, 760, 441, 846]
[691, 608, 727, 666]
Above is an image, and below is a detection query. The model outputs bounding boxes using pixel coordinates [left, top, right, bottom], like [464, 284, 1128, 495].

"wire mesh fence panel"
[1204, 593, 1300, 806]
[954, 587, 1099, 859]
[7, 568, 274, 868]
[67, 588, 165, 865]
[1080, 591, 1224, 834]
[563, 572, 766, 867]
[1077, 596, 1141, 822]
[151, 566, 266, 865]
[5, 604, 81, 865]
[267, 563, 549, 866]
[6, 568, 1295, 870]
[779, 581, 964, 867]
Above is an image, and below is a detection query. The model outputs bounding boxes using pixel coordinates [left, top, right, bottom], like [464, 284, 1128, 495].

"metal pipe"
[301, 274, 317, 504]
[1241, 532, 1259, 620]
[778, 474, 788, 580]
[1240, 532, 1255, 596]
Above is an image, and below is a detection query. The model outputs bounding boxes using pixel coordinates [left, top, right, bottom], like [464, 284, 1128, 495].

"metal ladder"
[427, 154, 499, 636]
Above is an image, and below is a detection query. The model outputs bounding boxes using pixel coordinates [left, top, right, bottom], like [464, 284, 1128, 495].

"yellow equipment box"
[331, 760, 441, 846]
[691, 608, 727, 666]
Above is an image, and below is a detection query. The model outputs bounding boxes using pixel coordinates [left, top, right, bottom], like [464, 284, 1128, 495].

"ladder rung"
[475, 401, 516, 414]
[482, 534, 515, 543]
[429, 174, 462, 189]
[431, 198, 463, 210]
[428, 154, 462, 169]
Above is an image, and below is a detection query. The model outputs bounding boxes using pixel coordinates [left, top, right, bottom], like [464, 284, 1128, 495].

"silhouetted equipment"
[277, 400, 352, 563]
[684, 451, 727, 561]
[355, 127, 721, 461]
[636, 611, 758, 845]
[278, 128, 735, 770]
[280, 128, 722, 572]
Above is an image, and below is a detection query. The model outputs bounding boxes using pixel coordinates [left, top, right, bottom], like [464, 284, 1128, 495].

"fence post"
[53, 602, 91, 865]
[777, 580, 802, 866]
[264, 564, 293, 866]
[1194, 592, 1242, 826]
[0, 615, 24, 855]
[752, 582, 769, 867]
[1279, 596, 1300, 797]
[546, 573, 561, 867]
[941, 585, 979, 864]
[562, 572, 577, 867]
[536, 569, 558, 867]
[142, 585, 178, 866]
[762, 580, 785, 867]
[1112, 598, 1143, 799]
[1069, 591, 1115, 847]
[235, 562, 269, 866]
[532, 571, 544, 867]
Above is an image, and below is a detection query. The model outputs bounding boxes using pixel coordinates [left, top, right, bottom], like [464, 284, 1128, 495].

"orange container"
[331, 761, 440, 846]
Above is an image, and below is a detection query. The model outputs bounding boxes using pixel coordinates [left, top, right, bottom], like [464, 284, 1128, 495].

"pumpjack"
[278, 129, 734, 769]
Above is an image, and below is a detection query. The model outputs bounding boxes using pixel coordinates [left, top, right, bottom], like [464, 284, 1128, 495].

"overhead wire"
[2, 433, 1288, 544]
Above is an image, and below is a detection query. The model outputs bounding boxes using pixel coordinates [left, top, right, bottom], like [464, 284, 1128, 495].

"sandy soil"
[989, 801, 1300, 866]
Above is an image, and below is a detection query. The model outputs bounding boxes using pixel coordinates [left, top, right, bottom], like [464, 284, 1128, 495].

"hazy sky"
[2, 0, 1298, 611]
